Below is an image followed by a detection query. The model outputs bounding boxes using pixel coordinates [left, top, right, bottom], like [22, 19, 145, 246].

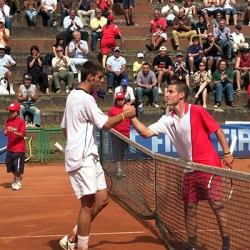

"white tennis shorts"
[68, 155, 107, 199]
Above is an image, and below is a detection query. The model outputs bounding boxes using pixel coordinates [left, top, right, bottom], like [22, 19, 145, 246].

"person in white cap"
[152, 46, 174, 93]
[132, 52, 145, 81]
[0, 43, 16, 94]
[3, 102, 26, 191]
[114, 78, 135, 105]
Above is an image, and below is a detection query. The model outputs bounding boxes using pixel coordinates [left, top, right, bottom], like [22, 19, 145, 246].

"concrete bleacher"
[0, 0, 250, 127]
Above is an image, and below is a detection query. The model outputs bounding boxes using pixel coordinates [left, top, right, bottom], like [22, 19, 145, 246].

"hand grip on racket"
[208, 136, 237, 206]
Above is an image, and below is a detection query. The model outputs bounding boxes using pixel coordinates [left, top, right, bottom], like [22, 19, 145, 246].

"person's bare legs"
[102, 54, 107, 68]
[203, 10, 210, 26]
[67, 189, 109, 243]
[185, 74, 190, 88]
[195, 82, 208, 99]
[184, 202, 198, 247]
[233, 14, 237, 26]
[125, 9, 130, 25]
[157, 71, 164, 89]
[202, 87, 208, 108]
[225, 14, 230, 25]
[129, 6, 134, 24]
[235, 70, 241, 90]
[188, 57, 194, 74]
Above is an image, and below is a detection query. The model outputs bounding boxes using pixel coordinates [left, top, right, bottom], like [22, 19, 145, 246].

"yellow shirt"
[133, 61, 144, 78]
[90, 16, 107, 33]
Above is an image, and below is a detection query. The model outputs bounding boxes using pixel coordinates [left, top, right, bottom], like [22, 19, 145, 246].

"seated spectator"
[52, 45, 74, 94]
[100, 14, 124, 68]
[62, 8, 83, 45]
[17, 73, 41, 127]
[172, 7, 197, 51]
[221, 0, 237, 26]
[212, 59, 235, 107]
[203, 32, 222, 76]
[27, 45, 50, 95]
[6, 0, 20, 15]
[90, 8, 107, 51]
[114, 78, 135, 105]
[0, 43, 15, 94]
[193, 62, 211, 108]
[173, 52, 190, 88]
[146, 9, 168, 51]
[136, 62, 159, 108]
[184, 0, 196, 30]
[52, 34, 69, 56]
[186, 36, 206, 77]
[0, 0, 12, 35]
[247, 0, 250, 26]
[212, 11, 223, 29]
[213, 19, 232, 61]
[95, 0, 112, 18]
[234, 48, 250, 93]
[196, 15, 207, 47]
[39, 0, 57, 27]
[68, 30, 88, 77]
[161, 0, 179, 26]
[202, 0, 222, 27]
[24, 0, 38, 26]
[106, 47, 127, 94]
[77, 0, 95, 27]
[60, 0, 76, 26]
[152, 46, 173, 93]
[133, 52, 145, 82]
[123, 0, 135, 26]
[0, 18, 11, 55]
[230, 25, 249, 59]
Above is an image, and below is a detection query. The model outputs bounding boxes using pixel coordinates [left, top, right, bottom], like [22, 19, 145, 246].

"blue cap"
[121, 78, 128, 86]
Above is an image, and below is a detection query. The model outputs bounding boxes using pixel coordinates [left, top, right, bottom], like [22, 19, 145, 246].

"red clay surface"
[0, 159, 248, 250]
[0, 163, 167, 250]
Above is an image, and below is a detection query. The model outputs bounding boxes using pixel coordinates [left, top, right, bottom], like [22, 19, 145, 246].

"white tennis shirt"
[149, 103, 221, 168]
[61, 89, 109, 172]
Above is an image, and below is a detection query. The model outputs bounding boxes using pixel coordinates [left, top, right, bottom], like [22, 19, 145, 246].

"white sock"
[9, 83, 14, 89]
[72, 225, 77, 234]
[78, 235, 89, 250]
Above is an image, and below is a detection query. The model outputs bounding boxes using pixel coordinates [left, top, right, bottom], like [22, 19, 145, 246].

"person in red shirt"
[95, 0, 113, 17]
[146, 9, 168, 51]
[3, 102, 26, 191]
[100, 14, 124, 67]
[108, 92, 130, 178]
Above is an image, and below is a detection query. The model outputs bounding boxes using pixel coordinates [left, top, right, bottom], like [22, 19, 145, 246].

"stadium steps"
[0, 0, 249, 126]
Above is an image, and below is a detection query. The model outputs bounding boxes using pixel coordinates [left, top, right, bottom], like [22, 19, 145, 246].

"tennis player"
[3, 102, 26, 191]
[60, 61, 136, 250]
[131, 82, 233, 250]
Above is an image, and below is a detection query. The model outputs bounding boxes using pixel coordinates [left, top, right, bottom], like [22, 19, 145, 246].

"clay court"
[0, 159, 249, 250]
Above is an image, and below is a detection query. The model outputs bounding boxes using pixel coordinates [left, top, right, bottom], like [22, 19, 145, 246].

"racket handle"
[55, 142, 65, 153]
[230, 136, 237, 155]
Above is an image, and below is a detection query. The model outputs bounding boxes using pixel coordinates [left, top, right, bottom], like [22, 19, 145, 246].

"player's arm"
[215, 128, 233, 168]
[131, 117, 156, 138]
[102, 105, 136, 130]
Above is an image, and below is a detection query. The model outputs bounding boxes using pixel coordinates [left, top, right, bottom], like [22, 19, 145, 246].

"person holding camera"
[212, 59, 235, 108]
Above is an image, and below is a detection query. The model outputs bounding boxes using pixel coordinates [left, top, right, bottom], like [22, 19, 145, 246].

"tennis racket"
[207, 136, 237, 206]
[54, 142, 112, 191]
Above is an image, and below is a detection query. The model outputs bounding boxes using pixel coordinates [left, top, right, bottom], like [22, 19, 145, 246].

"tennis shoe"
[12, 181, 22, 191]
[59, 235, 77, 250]
[116, 167, 126, 179]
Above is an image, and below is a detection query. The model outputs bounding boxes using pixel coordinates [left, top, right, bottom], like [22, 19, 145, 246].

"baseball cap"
[6, 102, 21, 112]
[114, 46, 121, 52]
[107, 14, 114, 21]
[24, 73, 32, 80]
[137, 52, 144, 58]
[235, 24, 241, 30]
[115, 92, 125, 100]
[121, 78, 129, 86]
[0, 17, 5, 24]
[159, 46, 167, 51]
[176, 52, 183, 57]
[0, 44, 5, 49]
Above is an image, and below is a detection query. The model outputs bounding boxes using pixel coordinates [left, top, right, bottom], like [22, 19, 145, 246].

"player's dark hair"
[80, 61, 103, 82]
[169, 81, 189, 100]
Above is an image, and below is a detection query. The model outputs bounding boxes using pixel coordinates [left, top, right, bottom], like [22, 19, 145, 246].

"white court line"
[0, 231, 146, 240]
[170, 229, 248, 233]
[0, 194, 74, 198]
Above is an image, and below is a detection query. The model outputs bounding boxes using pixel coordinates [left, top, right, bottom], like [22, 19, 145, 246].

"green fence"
[26, 127, 64, 163]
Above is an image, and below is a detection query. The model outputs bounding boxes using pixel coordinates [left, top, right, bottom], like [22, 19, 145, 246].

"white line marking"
[0, 194, 74, 198]
[0, 231, 146, 240]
